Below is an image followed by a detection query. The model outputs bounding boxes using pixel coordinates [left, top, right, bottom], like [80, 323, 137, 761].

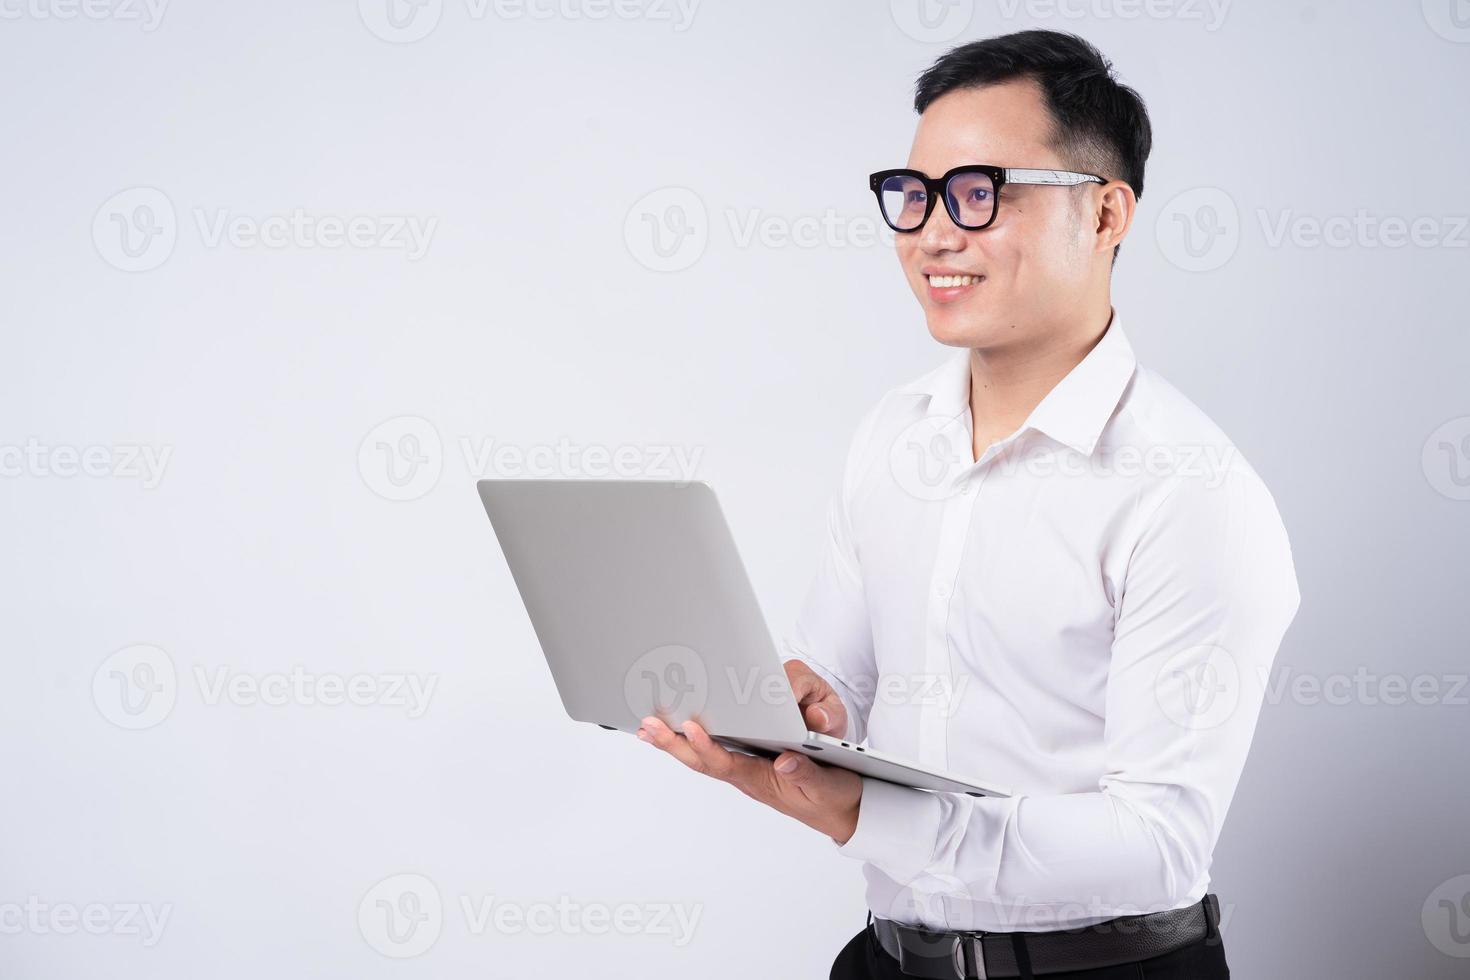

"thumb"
[803, 698, 847, 738]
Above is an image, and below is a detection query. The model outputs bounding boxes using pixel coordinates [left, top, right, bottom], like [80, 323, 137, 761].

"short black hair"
[914, 30, 1152, 259]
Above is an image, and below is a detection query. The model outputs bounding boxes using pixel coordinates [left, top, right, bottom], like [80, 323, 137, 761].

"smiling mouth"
[926, 274, 983, 287]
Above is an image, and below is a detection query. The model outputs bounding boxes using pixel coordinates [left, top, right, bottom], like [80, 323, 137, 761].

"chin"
[923, 306, 1011, 350]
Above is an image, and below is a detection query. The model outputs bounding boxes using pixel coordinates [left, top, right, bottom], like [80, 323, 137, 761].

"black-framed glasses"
[869, 164, 1105, 233]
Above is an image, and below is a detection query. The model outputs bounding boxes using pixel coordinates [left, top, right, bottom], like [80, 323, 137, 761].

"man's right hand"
[783, 659, 849, 738]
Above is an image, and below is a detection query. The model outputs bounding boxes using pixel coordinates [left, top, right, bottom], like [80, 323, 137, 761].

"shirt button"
[936, 584, 949, 598]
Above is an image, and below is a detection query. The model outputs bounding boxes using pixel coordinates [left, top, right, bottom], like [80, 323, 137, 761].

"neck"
[967, 302, 1114, 453]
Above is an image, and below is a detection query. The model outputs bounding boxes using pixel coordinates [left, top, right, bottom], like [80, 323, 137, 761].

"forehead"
[907, 78, 1061, 174]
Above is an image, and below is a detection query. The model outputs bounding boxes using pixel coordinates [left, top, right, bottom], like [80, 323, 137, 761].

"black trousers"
[829, 921, 1230, 979]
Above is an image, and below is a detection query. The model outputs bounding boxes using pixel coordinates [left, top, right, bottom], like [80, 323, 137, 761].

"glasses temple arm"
[1002, 168, 1104, 185]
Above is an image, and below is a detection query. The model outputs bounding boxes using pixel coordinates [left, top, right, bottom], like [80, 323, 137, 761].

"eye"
[907, 189, 927, 204]
[967, 187, 991, 203]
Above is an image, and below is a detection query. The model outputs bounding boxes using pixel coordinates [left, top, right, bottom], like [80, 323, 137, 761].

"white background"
[2, 1, 1468, 977]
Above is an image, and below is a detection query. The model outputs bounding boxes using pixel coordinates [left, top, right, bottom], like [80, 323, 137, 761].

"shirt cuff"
[835, 777, 943, 881]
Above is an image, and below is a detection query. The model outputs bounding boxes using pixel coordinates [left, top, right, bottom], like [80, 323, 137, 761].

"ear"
[1093, 179, 1137, 258]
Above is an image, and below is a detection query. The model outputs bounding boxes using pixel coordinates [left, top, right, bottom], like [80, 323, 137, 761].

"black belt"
[871, 894, 1221, 979]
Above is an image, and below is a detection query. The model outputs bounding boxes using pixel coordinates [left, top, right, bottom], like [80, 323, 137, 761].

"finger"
[770, 752, 864, 839]
[638, 716, 704, 770]
[784, 660, 825, 705]
[784, 661, 848, 736]
[680, 719, 762, 784]
[801, 691, 847, 737]
[802, 699, 847, 737]
[771, 750, 825, 796]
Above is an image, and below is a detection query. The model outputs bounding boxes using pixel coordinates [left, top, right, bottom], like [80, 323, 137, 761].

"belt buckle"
[951, 930, 987, 979]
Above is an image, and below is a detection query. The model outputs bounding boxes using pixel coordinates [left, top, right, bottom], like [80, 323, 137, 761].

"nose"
[916, 197, 967, 254]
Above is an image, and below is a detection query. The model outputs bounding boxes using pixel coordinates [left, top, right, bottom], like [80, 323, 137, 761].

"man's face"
[898, 79, 1100, 350]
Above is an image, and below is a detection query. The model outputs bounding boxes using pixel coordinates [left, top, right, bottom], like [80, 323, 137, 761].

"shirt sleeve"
[835, 461, 1302, 917]
[779, 402, 885, 744]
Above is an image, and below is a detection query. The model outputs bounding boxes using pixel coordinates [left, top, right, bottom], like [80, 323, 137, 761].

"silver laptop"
[477, 479, 1010, 798]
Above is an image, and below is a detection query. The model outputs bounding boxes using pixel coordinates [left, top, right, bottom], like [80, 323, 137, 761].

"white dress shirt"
[784, 309, 1301, 933]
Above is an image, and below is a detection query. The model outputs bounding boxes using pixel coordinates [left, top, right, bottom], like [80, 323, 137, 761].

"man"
[637, 30, 1300, 979]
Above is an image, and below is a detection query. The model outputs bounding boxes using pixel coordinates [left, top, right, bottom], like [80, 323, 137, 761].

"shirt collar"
[901, 308, 1138, 458]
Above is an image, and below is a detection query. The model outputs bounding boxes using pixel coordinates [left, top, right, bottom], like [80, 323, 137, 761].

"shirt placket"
[919, 461, 986, 771]
[918, 428, 1022, 771]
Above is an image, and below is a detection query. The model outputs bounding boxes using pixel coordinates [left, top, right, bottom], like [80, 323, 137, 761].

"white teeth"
[928, 274, 980, 287]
